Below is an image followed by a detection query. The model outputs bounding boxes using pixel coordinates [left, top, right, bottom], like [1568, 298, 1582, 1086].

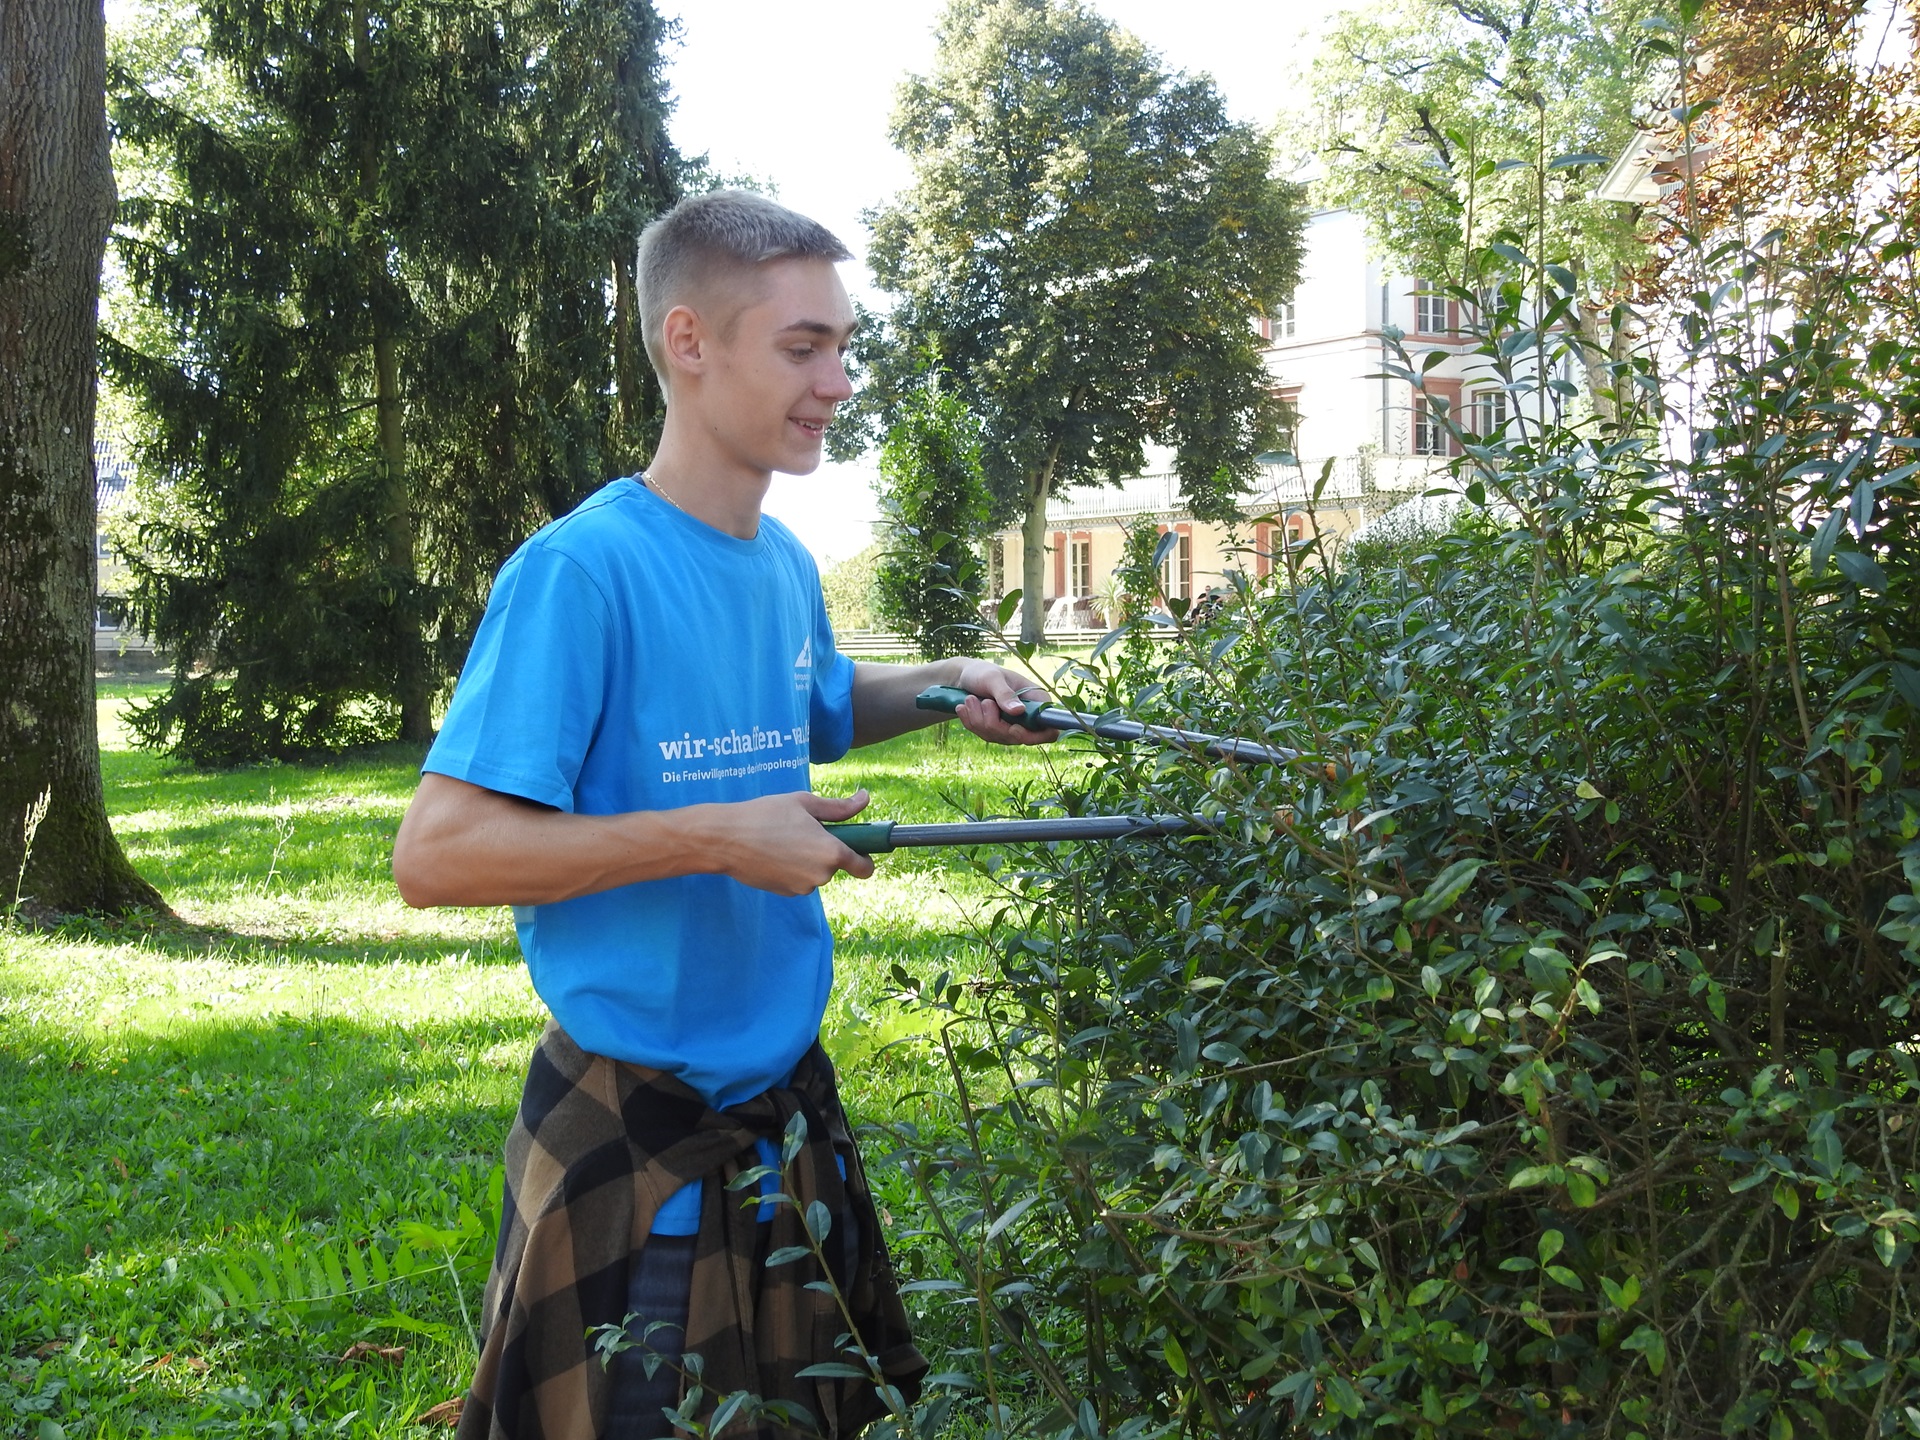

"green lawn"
[0, 684, 1077, 1438]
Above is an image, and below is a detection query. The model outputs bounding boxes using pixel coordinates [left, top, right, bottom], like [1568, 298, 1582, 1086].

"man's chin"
[774, 451, 826, 478]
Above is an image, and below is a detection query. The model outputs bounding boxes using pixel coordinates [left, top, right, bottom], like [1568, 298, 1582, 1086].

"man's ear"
[661, 303, 706, 382]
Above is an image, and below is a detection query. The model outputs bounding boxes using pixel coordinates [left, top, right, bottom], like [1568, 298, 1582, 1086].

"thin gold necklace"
[645, 474, 689, 517]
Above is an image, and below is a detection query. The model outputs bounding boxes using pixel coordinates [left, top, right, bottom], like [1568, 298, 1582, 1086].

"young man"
[392, 191, 1054, 1440]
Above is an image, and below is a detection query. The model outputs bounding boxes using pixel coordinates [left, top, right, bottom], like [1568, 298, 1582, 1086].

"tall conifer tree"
[104, 0, 681, 763]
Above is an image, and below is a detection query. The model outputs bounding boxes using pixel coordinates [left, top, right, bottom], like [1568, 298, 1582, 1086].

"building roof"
[1594, 132, 1660, 204]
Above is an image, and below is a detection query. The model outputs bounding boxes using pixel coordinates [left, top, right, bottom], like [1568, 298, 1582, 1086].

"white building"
[1263, 205, 1513, 477]
[985, 202, 1525, 627]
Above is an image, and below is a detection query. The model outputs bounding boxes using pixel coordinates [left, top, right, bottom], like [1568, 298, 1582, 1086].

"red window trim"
[1413, 378, 1464, 457]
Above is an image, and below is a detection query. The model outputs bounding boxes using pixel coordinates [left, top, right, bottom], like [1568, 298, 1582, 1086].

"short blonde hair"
[636, 191, 850, 382]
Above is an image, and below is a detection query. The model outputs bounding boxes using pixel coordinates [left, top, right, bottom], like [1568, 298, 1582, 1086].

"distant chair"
[1045, 595, 1097, 631]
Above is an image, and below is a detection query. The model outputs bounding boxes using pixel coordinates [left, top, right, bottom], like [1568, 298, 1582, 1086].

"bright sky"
[662, 0, 1358, 566]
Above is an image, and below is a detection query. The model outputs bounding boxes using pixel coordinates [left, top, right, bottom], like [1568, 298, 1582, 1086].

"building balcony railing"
[1038, 453, 1455, 526]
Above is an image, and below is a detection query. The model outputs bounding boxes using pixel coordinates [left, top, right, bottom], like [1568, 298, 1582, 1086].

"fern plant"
[199, 1167, 500, 1347]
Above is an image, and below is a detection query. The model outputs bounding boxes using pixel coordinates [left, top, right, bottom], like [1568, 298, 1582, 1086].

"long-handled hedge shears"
[822, 686, 1292, 855]
[910, 684, 1297, 766]
[825, 812, 1197, 856]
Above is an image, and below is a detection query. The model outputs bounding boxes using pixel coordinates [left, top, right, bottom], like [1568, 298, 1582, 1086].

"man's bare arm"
[391, 774, 874, 908]
[850, 657, 1059, 748]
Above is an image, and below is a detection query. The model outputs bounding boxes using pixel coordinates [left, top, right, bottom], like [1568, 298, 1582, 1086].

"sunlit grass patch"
[2, 688, 1055, 1433]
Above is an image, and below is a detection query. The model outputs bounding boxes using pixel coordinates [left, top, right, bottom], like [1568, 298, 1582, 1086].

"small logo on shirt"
[793, 636, 812, 692]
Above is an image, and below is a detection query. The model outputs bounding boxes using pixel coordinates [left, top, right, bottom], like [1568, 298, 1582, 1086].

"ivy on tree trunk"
[0, 0, 163, 915]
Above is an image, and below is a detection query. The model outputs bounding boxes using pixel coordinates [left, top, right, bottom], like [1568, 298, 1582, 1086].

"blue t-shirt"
[424, 476, 856, 1122]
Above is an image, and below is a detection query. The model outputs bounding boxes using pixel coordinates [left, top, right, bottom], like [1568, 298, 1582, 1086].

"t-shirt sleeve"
[422, 543, 611, 812]
[807, 566, 856, 766]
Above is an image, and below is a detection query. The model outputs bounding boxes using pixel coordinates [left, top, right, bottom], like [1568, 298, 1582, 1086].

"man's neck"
[643, 424, 770, 541]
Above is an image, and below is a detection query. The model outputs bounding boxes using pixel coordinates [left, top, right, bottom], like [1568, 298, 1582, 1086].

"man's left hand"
[951, 660, 1061, 746]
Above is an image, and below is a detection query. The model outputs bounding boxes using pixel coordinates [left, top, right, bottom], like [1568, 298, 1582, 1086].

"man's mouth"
[791, 417, 828, 437]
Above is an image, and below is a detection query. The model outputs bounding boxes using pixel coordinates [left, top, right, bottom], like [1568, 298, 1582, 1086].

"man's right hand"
[697, 789, 875, 895]
[394, 774, 874, 908]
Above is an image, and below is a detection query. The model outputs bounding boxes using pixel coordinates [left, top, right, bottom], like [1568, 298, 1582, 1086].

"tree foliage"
[880, 224, 1920, 1436]
[821, 542, 883, 637]
[103, 0, 682, 763]
[862, 0, 1305, 643]
[1643, 0, 1920, 313]
[873, 380, 992, 659]
[1299, 0, 1666, 419]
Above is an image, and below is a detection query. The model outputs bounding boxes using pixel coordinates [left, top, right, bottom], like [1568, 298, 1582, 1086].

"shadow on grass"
[101, 741, 431, 808]
[39, 902, 522, 970]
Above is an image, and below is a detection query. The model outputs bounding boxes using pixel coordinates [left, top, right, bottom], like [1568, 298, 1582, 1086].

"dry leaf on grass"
[415, 1396, 464, 1427]
[338, 1342, 407, 1366]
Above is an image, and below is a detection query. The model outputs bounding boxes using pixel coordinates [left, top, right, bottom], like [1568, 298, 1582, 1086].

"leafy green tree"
[103, 0, 681, 762]
[0, 0, 163, 913]
[820, 541, 883, 636]
[863, 0, 1305, 644]
[1297, 0, 1665, 421]
[873, 379, 992, 659]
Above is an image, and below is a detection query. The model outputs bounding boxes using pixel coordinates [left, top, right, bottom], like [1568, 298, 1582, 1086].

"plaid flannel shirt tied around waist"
[456, 1021, 926, 1440]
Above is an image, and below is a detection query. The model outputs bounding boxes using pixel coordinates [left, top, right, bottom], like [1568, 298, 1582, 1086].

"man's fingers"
[800, 787, 870, 821]
[955, 696, 1059, 746]
[964, 695, 1029, 728]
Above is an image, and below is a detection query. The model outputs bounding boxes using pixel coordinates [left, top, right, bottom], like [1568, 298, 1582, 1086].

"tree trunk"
[372, 321, 431, 740]
[1018, 435, 1069, 645]
[0, 0, 164, 915]
[354, 0, 431, 743]
[612, 246, 642, 453]
[1574, 297, 1618, 431]
[1568, 258, 1619, 431]
[1019, 471, 1050, 645]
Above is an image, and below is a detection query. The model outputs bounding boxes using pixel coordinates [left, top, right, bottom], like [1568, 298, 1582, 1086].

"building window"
[1414, 279, 1455, 336]
[1256, 295, 1298, 343]
[1271, 294, 1297, 340]
[1254, 522, 1273, 578]
[1473, 388, 1510, 438]
[1160, 526, 1193, 602]
[986, 537, 1005, 599]
[1070, 533, 1092, 598]
[1413, 395, 1450, 456]
[1274, 385, 1302, 457]
[1285, 512, 1309, 546]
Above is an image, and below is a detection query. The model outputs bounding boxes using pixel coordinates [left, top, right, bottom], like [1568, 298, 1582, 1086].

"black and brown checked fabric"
[456, 1022, 926, 1440]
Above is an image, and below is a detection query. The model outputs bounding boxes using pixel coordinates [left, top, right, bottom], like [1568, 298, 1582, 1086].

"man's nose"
[818, 355, 854, 403]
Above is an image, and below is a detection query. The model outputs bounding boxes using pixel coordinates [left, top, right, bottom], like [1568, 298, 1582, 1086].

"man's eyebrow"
[777, 319, 859, 339]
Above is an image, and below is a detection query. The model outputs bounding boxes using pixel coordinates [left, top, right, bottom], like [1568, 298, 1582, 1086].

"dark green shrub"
[880, 228, 1920, 1438]
[874, 379, 992, 658]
